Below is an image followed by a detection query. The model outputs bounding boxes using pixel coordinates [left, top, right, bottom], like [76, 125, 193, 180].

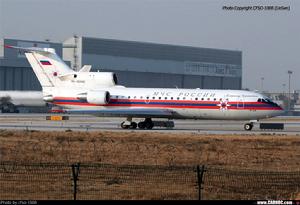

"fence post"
[196, 165, 205, 200]
[71, 163, 80, 200]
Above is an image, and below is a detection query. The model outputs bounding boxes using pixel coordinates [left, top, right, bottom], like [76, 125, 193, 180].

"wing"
[64, 108, 178, 118]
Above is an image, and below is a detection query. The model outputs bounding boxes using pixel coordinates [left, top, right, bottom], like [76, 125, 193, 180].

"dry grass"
[0, 129, 299, 170]
[0, 130, 300, 200]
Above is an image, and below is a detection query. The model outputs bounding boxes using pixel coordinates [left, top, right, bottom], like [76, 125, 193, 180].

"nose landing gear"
[244, 122, 254, 131]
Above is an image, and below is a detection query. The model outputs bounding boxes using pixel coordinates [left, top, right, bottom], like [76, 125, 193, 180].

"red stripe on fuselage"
[53, 101, 282, 110]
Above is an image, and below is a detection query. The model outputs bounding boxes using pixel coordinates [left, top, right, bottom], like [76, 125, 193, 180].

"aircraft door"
[237, 97, 244, 109]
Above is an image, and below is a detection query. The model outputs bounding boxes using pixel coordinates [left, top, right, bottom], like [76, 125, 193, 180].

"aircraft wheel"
[138, 122, 145, 129]
[145, 121, 154, 130]
[130, 122, 137, 129]
[121, 122, 130, 129]
[138, 122, 146, 129]
[244, 123, 253, 131]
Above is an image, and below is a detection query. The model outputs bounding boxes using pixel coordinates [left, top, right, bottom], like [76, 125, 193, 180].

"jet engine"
[90, 72, 118, 87]
[64, 72, 118, 87]
[77, 90, 110, 104]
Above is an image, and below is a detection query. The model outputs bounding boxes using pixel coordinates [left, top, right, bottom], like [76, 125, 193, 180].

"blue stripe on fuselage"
[53, 99, 279, 108]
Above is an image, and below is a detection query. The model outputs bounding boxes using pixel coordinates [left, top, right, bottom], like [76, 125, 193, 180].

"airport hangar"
[0, 37, 242, 92]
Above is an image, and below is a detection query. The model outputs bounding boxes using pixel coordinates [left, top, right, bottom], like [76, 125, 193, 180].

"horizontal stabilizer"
[4, 45, 56, 54]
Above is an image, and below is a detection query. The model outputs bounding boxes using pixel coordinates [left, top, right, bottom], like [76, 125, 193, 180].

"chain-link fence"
[0, 162, 299, 200]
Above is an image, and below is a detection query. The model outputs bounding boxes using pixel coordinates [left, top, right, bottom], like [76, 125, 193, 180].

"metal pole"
[287, 71, 293, 111]
[72, 163, 80, 200]
[196, 165, 205, 200]
[289, 74, 290, 111]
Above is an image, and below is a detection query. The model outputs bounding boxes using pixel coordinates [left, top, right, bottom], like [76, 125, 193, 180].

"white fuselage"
[48, 87, 283, 120]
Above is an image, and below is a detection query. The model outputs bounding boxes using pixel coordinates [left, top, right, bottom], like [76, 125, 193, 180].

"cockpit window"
[259, 98, 277, 106]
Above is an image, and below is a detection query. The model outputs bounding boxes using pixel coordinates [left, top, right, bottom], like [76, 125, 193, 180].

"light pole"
[261, 77, 264, 92]
[287, 70, 293, 111]
[282, 83, 286, 97]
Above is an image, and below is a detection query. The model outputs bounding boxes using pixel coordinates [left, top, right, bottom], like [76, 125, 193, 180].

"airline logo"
[217, 100, 231, 111]
[40, 60, 52, 65]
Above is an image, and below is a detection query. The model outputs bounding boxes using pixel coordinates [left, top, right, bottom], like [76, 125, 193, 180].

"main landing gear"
[121, 118, 154, 130]
[137, 118, 154, 129]
[244, 122, 254, 131]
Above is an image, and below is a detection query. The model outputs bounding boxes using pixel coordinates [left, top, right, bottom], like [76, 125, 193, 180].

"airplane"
[0, 90, 46, 113]
[4, 45, 284, 130]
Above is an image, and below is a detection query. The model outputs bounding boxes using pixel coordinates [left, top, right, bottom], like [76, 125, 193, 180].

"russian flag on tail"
[40, 60, 52, 65]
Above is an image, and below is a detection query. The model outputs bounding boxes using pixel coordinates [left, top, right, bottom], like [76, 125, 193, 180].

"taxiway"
[0, 114, 299, 135]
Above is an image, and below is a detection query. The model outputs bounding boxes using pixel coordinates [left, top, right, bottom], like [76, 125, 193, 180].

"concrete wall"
[0, 66, 41, 90]
[77, 36, 242, 89]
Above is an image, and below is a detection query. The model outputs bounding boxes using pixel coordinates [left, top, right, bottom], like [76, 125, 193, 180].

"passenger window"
[201, 98, 204, 101]
[159, 97, 161, 100]
[116, 96, 118, 99]
[146, 97, 149, 99]
[134, 96, 136, 99]
[128, 96, 130, 99]
[195, 98, 198, 100]
[258, 98, 261, 102]
[183, 97, 186, 100]
[177, 97, 180, 100]
[152, 97, 155, 99]
[140, 96, 143, 99]
[214, 98, 216, 101]
[171, 97, 173, 100]
[207, 98, 210, 101]
[165, 97, 168, 100]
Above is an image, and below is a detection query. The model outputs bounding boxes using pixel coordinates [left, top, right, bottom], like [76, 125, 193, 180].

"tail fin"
[5, 45, 73, 88]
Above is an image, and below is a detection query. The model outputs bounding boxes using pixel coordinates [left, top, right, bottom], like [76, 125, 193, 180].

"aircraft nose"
[277, 104, 285, 112]
[273, 105, 285, 116]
